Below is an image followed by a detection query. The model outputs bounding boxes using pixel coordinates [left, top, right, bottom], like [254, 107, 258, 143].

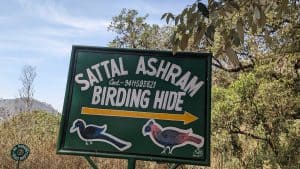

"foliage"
[163, 0, 300, 70]
[161, 2, 300, 167]
[108, 8, 174, 50]
[212, 55, 300, 168]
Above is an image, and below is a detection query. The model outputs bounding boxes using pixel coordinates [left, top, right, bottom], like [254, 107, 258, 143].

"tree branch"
[230, 125, 279, 156]
[230, 128, 268, 141]
[212, 62, 254, 72]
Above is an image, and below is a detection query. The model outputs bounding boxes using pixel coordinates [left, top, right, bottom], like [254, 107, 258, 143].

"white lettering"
[100, 60, 111, 79]
[75, 73, 90, 91]
[136, 56, 147, 75]
[86, 68, 99, 87]
[184, 76, 204, 97]
[92, 86, 102, 104]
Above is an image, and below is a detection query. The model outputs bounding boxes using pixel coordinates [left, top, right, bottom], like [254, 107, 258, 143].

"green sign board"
[57, 46, 211, 165]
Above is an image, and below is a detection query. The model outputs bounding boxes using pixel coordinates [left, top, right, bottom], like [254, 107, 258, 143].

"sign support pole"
[128, 158, 136, 169]
[84, 156, 99, 169]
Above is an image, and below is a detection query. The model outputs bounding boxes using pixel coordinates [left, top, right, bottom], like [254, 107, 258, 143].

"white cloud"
[0, 0, 114, 65]
[39, 6, 109, 32]
[17, 0, 109, 32]
[0, 34, 70, 57]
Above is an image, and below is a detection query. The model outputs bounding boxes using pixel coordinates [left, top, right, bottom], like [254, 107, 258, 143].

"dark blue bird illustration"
[70, 119, 132, 151]
[142, 119, 204, 154]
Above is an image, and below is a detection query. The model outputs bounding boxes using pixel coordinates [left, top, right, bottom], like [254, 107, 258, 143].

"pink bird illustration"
[142, 119, 204, 154]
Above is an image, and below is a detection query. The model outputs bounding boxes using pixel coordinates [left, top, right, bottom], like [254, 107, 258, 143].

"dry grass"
[0, 112, 207, 169]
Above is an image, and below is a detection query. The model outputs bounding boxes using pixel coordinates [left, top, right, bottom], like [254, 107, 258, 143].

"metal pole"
[127, 158, 136, 169]
[84, 156, 99, 169]
[16, 160, 20, 169]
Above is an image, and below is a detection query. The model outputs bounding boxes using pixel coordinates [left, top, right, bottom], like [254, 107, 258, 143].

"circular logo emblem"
[11, 144, 30, 161]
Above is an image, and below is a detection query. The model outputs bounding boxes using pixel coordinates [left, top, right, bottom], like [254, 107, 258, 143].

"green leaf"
[172, 39, 179, 55]
[166, 13, 174, 24]
[254, 6, 261, 20]
[194, 24, 206, 45]
[161, 13, 168, 20]
[225, 47, 240, 66]
[252, 5, 266, 27]
[187, 13, 198, 27]
[206, 24, 215, 41]
[171, 34, 180, 55]
[176, 33, 182, 40]
[236, 18, 244, 44]
[258, 9, 266, 26]
[181, 8, 188, 16]
[197, 2, 209, 18]
[231, 29, 241, 47]
[180, 33, 189, 50]
[191, 3, 197, 12]
[172, 45, 178, 55]
[233, 33, 241, 47]
[175, 15, 180, 25]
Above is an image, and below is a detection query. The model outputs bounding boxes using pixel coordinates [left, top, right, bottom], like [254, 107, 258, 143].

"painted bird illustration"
[70, 119, 132, 151]
[142, 119, 204, 154]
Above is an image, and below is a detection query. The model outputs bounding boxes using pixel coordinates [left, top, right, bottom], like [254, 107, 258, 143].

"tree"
[108, 8, 174, 50]
[212, 56, 299, 169]
[162, 0, 300, 71]
[161, 1, 300, 168]
[19, 65, 37, 112]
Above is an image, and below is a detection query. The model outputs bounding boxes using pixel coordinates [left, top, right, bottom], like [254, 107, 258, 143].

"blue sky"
[0, 0, 195, 112]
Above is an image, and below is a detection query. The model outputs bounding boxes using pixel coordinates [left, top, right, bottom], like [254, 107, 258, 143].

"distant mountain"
[0, 98, 58, 120]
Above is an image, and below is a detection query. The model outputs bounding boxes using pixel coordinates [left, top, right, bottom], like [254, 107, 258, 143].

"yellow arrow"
[81, 107, 198, 125]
